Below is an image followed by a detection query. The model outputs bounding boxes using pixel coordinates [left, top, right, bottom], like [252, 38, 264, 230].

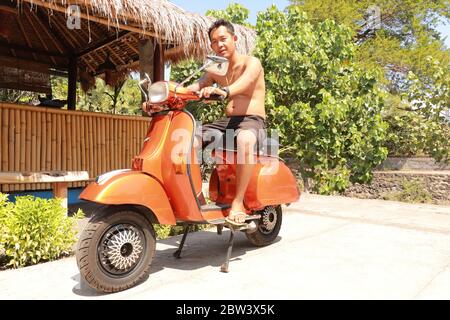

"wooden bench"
[0, 171, 89, 214]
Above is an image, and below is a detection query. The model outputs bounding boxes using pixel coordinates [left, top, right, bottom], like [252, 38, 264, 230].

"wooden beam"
[124, 40, 139, 55]
[60, 12, 94, 48]
[105, 46, 126, 66]
[77, 30, 129, 58]
[0, 5, 17, 14]
[80, 55, 96, 73]
[22, 6, 58, 66]
[68, 56, 77, 110]
[0, 54, 66, 73]
[92, 50, 105, 67]
[15, 14, 39, 62]
[50, 69, 68, 77]
[29, 4, 67, 54]
[83, 19, 101, 39]
[0, 40, 66, 58]
[51, 12, 82, 48]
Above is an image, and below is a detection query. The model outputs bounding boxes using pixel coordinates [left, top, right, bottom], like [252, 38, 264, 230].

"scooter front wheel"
[76, 206, 156, 293]
[246, 205, 282, 246]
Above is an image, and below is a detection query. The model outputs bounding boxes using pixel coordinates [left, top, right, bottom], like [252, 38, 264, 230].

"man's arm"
[187, 73, 214, 92]
[227, 57, 262, 97]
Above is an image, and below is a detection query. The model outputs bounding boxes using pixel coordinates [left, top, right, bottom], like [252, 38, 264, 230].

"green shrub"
[153, 224, 172, 240]
[0, 193, 84, 268]
[383, 179, 432, 204]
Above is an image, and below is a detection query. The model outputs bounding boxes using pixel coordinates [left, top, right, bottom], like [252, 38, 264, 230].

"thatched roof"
[0, 0, 256, 73]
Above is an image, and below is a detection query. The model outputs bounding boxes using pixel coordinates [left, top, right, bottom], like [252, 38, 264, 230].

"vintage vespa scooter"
[76, 56, 300, 293]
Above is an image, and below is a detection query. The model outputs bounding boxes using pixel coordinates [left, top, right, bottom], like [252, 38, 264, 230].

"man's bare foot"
[227, 201, 247, 224]
[226, 210, 246, 226]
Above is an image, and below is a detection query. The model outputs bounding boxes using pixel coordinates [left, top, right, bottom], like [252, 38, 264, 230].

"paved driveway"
[1, 194, 449, 299]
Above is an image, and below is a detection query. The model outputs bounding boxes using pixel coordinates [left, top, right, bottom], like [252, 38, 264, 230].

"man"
[187, 19, 266, 226]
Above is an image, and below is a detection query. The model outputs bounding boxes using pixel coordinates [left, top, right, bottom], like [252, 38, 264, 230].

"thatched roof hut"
[0, 0, 256, 108]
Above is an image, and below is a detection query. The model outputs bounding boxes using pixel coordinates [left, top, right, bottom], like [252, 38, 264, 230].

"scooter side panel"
[246, 158, 300, 208]
[136, 114, 172, 182]
[210, 153, 300, 210]
[80, 171, 176, 225]
[160, 111, 204, 222]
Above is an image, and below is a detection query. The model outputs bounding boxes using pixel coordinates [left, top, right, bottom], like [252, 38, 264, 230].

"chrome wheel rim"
[98, 224, 145, 276]
[259, 206, 278, 235]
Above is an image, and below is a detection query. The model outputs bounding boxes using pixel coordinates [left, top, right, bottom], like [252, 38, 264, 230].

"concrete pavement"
[0, 194, 449, 299]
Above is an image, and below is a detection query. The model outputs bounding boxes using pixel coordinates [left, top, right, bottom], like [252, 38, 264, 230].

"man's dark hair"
[208, 19, 235, 40]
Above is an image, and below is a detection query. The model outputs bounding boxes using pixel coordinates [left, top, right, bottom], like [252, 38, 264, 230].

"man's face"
[210, 26, 237, 58]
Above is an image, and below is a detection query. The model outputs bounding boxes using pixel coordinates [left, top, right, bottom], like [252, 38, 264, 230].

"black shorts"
[198, 115, 267, 151]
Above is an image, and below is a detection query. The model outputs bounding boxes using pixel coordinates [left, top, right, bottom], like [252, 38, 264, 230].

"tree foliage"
[50, 76, 141, 115]
[383, 57, 450, 162]
[205, 3, 253, 27]
[290, 0, 450, 163]
[256, 6, 388, 193]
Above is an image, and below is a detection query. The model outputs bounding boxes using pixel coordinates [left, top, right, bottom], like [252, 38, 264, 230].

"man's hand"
[198, 86, 227, 99]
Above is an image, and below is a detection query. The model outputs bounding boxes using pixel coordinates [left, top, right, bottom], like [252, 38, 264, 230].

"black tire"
[246, 205, 282, 247]
[76, 206, 156, 293]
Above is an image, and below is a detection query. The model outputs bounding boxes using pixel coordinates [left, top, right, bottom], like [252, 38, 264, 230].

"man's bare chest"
[213, 64, 246, 86]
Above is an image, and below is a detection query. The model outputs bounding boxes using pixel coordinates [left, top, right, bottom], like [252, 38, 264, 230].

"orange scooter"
[76, 56, 300, 293]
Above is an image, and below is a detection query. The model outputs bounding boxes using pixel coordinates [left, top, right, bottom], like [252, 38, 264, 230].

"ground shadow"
[72, 229, 281, 297]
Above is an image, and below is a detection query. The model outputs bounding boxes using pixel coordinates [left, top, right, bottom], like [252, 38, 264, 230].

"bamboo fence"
[0, 102, 150, 192]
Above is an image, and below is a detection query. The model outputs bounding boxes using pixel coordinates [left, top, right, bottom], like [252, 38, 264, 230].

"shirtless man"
[187, 19, 266, 226]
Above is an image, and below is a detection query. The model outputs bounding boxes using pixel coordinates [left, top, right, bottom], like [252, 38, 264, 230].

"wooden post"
[139, 39, 154, 116]
[68, 55, 77, 110]
[53, 182, 68, 212]
[153, 42, 165, 82]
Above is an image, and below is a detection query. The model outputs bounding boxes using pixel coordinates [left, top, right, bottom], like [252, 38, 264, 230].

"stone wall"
[343, 171, 450, 201]
[376, 157, 450, 171]
[282, 156, 450, 203]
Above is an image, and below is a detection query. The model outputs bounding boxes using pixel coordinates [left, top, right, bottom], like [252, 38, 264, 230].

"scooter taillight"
[132, 157, 144, 171]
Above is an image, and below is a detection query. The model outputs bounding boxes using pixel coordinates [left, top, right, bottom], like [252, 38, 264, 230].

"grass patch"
[382, 179, 432, 204]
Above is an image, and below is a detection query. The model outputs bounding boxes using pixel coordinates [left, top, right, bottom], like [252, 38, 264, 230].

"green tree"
[205, 3, 252, 27]
[384, 56, 450, 163]
[291, 0, 450, 162]
[256, 6, 388, 193]
[289, 0, 450, 91]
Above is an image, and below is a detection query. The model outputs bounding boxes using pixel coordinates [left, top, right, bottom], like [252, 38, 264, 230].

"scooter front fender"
[80, 170, 175, 225]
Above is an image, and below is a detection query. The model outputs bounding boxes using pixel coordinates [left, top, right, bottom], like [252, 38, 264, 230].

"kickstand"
[220, 227, 235, 273]
[173, 224, 191, 259]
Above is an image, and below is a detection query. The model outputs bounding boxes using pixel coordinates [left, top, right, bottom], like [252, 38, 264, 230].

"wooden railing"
[0, 102, 150, 192]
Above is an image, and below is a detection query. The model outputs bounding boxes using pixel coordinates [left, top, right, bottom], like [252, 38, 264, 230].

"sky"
[170, 0, 450, 48]
[170, 0, 290, 25]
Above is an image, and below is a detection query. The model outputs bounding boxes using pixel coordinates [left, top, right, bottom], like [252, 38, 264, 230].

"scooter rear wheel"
[76, 206, 156, 293]
[246, 205, 282, 246]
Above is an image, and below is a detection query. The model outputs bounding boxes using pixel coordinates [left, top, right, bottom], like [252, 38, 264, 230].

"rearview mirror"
[204, 55, 229, 76]
[176, 56, 229, 89]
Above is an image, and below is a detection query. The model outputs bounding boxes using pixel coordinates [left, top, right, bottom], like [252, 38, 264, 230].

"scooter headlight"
[148, 81, 169, 104]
